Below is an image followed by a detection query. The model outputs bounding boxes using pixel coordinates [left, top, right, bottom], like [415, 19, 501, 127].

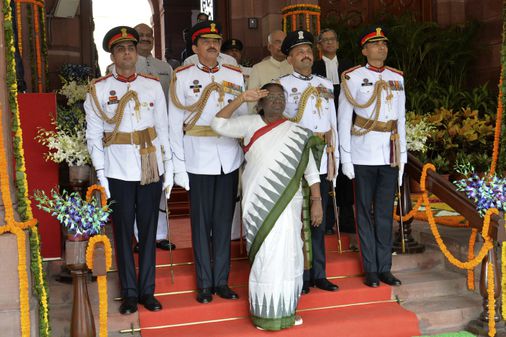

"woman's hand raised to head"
[241, 89, 269, 103]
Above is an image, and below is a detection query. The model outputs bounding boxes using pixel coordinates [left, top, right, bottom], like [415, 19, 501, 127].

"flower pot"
[65, 238, 88, 267]
[69, 165, 91, 184]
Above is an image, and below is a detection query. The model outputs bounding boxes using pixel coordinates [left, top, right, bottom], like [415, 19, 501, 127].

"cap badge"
[232, 40, 236, 46]
[298, 31, 304, 40]
[210, 23, 216, 32]
[376, 27, 382, 36]
[121, 28, 127, 38]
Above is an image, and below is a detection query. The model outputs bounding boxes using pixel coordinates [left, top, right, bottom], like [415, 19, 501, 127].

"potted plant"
[453, 163, 506, 217]
[35, 118, 91, 182]
[406, 111, 433, 190]
[426, 107, 494, 175]
[33, 188, 111, 240]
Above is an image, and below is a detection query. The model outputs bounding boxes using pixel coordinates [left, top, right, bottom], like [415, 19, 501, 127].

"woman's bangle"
[310, 196, 322, 201]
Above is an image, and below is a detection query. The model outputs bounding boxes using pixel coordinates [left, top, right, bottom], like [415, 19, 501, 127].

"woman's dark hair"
[256, 82, 285, 116]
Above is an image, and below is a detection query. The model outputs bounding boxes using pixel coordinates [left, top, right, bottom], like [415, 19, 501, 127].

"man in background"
[132, 23, 176, 253]
[222, 38, 252, 86]
[248, 30, 292, 89]
[312, 28, 355, 239]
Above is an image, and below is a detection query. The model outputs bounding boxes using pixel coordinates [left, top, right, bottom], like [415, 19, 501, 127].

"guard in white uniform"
[169, 21, 246, 304]
[132, 23, 175, 252]
[84, 26, 173, 314]
[278, 30, 339, 294]
[338, 26, 406, 288]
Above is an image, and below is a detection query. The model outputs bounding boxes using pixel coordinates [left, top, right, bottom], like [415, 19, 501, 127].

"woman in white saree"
[211, 83, 323, 331]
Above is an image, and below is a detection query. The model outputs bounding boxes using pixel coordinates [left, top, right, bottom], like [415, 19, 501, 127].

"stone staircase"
[45, 218, 492, 337]
[393, 220, 485, 335]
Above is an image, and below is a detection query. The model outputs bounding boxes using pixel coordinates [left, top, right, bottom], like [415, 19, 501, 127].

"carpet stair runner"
[136, 235, 420, 337]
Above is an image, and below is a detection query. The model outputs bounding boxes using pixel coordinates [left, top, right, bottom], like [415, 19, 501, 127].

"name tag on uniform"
[223, 81, 243, 96]
[388, 80, 404, 91]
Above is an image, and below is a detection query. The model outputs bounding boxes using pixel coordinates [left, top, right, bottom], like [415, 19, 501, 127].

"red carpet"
[137, 221, 420, 337]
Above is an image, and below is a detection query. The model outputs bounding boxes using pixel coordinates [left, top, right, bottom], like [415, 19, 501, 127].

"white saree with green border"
[211, 115, 321, 331]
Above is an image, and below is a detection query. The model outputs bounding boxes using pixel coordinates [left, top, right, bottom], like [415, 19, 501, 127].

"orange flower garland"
[488, 263, 496, 337]
[467, 228, 478, 291]
[393, 194, 423, 222]
[86, 184, 108, 208]
[15, 0, 22, 55]
[489, 71, 503, 178]
[421, 163, 498, 335]
[282, 4, 321, 33]
[0, 98, 37, 336]
[85, 234, 112, 337]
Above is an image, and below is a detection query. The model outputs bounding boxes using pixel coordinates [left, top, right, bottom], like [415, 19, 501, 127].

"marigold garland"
[488, 263, 496, 337]
[393, 194, 423, 222]
[421, 163, 498, 335]
[281, 4, 320, 33]
[15, 0, 21, 55]
[489, 72, 503, 178]
[86, 234, 112, 337]
[86, 184, 108, 208]
[421, 164, 496, 270]
[467, 228, 478, 291]
[502, 238, 506, 320]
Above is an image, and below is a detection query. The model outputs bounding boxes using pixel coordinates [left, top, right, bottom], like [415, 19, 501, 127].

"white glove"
[342, 162, 355, 180]
[174, 171, 190, 191]
[96, 170, 111, 199]
[398, 163, 405, 187]
[163, 160, 174, 199]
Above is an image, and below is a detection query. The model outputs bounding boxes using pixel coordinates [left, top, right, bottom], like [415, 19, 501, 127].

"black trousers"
[326, 164, 356, 233]
[304, 174, 330, 281]
[188, 169, 239, 289]
[354, 165, 397, 273]
[109, 177, 162, 298]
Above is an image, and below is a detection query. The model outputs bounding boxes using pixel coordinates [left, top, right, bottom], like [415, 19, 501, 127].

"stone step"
[394, 269, 470, 301]
[391, 247, 445, 273]
[402, 293, 482, 334]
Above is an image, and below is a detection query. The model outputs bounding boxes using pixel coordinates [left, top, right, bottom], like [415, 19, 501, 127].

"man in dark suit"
[312, 28, 356, 239]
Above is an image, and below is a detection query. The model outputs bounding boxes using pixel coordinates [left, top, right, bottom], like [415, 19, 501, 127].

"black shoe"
[139, 294, 162, 311]
[364, 272, 380, 288]
[325, 228, 335, 235]
[197, 288, 213, 303]
[313, 278, 339, 291]
[301, 281, 311, 294]
[213, 285, 239, 300]
[119, 296, 138, 315]
[157, 239, 176, 250]
[133, 243, 139, 253]
[379, 272, 402, 286]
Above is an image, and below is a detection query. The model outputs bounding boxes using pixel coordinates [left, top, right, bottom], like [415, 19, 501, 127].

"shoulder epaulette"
[91, 73, 113, 85]
[175, 64, 195, 73]
[385, 66, 403, 76]
[341, 65, 361, 80]
[278, 74, 290, 80]
[138, 72, 160, 81]
[315, 74, 332, 83]
[222, 64, 242, 73]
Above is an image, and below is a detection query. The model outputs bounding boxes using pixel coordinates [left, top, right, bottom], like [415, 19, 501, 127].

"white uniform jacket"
[278, 72, 339, 176]
[168, 62, 246, 175]
[84, 71, 171, 181]
[136, 55, 173, 102]
[338, 64, 407, 166]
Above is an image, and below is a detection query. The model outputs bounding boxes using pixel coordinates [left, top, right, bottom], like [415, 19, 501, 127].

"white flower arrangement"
[36, 122, 91, 166]
[58, 78, 88, 106]
[406, 111, 433, 153]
